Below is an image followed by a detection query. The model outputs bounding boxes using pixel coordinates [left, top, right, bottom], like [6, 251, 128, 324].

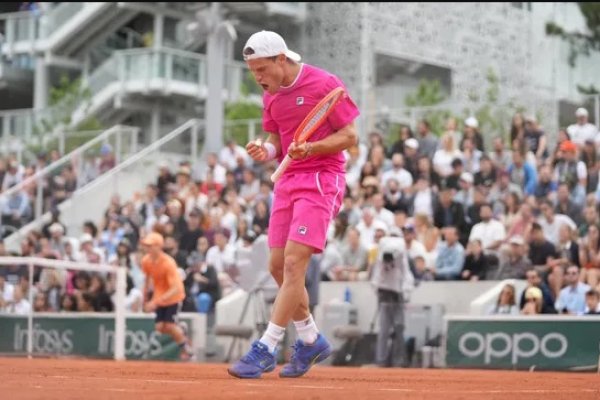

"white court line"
[38, 375, 600, 395]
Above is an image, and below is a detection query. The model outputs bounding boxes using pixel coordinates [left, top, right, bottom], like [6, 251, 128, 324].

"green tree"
[36, 75, 103, 138]
[546, 2, 600, 94]
[224, 100, 263, 145]
[404, 79, 453, 136]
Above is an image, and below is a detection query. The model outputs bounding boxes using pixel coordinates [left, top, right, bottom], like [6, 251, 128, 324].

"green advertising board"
[0, 313, 205, 360]
[445, 316, 600, 371]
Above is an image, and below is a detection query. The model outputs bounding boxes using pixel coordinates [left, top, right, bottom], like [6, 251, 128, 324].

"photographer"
[370, 230, 415, 367]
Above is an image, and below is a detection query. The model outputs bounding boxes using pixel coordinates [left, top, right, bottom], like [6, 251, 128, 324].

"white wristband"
[263, 142, 277, 161]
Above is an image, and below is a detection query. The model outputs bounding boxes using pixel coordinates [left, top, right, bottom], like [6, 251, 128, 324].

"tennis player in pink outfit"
[228, 31, 360, 379]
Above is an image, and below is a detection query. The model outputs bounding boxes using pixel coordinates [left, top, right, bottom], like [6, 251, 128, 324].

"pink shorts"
[269, 171, 345, 253]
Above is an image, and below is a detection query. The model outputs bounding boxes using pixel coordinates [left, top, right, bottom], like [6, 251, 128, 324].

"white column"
[204, 3, 225, 155]
[153, 13, 164, 50]
[33, 55, 48, 110]
[358, 2, 371, 140]
[150, 103, 160, 144]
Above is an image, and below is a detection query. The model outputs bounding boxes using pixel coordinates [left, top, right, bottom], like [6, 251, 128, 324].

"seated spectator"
[0, 274, 15, 310]
[554, 140, 586, 207]
[523, 115, 547, 160]
[382, 153, 413, 190]
[461, 138, 482, 174]
[488, 136, 512, 172]
[583, 289, 600, 315]
[496, 236, 531, 280]
[507, 150, 537, 196]
[488, 284, 519, 315]
[60, 293, 78, 312]
[537, 199, 576, 247]
[383, 178, 409, 214]
[336, 227, 369, 281]
[519, 269, 556, 314]
[1, 185, 31, 229]
[474, 155, 496, 190]
[528, 222, 559, 288]
[433, 186, 468, 244]
[433, 134, 462, 178]
[579, 224, 600, 289]
[567, 107, 597, 148]
[578, 206, 599, 237]
[533, 164, 558, 202]
[554, 183, 582, 225]
[461, 239, 488, 281]
[521, 286, 544, 315]
[555, 265, 590, 315]
[434, 226, 464, 280]
[469, 203, 506, 255]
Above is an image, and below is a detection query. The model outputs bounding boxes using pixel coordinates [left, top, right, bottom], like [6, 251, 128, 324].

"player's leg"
[278, 171, 344, 378]
[159, 304, 193, 360]
[228, 180, 293, 379]
[269, 248, 311, 322]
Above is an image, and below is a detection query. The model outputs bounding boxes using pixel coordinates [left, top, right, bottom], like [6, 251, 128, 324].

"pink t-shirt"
[262, 64, 360, 175]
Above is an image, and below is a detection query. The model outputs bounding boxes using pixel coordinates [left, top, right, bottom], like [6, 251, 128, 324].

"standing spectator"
[488, 284, 519, 315]
[554, 140, 587, 207]
[567, 108, 598, 148]
[489, 137, 512, 173]
[461, 116, 485, 152]
[555, 266, 590, 314]
[507, 150, 537, 196]
[416, 120, 438, 160]
[371, 235, 414, 368]
[523, 115, 547, 160]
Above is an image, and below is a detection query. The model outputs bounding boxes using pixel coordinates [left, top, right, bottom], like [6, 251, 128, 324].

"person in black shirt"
[518, 269, 557, 314]
[179, 208, 205, 256]
[461, 239, 488, 280]
[528, 222, 559, 278]
[433, 186, 468, 244]
[474, 155, 496, 190]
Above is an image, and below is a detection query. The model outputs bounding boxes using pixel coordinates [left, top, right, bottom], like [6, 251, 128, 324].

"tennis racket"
[270, 87, 346, 183]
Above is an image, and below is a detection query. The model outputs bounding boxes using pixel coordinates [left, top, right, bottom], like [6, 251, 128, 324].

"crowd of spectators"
[1, 107, 600, 318]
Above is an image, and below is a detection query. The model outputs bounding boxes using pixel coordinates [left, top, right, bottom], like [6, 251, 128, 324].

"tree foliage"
[546, 2, 600, 72]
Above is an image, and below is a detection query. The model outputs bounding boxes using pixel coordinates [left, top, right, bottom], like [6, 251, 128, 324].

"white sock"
[259, 322, 285, 353]
[293, 314, 319, 345]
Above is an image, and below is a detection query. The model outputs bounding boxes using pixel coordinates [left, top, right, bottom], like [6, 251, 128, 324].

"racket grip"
[271, 155, 292, 183]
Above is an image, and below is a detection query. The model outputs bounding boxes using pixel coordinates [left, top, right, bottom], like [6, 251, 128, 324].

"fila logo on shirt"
[298, 226, 308, 235]
[296, 97, 304, 106]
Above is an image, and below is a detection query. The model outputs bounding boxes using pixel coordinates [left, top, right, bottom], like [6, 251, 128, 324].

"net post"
[27, 262, 34, 359]
[114, 266, 127, 361]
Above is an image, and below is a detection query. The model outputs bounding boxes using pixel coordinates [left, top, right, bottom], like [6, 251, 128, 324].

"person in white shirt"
[433, 134, 463, 177]
[219, 139, 251, 170]
[469, 203, 506, 254]
[381, 153, 413, 190]
[537, 199, 576, 246]
[6, 285, 30, 315]
[371, 193, 395, 229]
[567, 108, 598, 148]
[0, 274, 15, 311]
[356, 207, 387, 251]
[205, 229, 236, 274]
[195, 152, 227, 185]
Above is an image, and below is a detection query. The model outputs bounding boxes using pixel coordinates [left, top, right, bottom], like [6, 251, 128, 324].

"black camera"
[383, 252, 394, 263]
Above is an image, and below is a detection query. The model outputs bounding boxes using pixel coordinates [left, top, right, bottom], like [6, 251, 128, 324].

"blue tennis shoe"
[228, 341, 277, 379]
[279, 334, 332, 378]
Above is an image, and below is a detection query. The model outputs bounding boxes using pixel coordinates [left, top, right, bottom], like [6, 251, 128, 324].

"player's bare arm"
[246, 133, 281, 162]
[288, 122, 358, 160]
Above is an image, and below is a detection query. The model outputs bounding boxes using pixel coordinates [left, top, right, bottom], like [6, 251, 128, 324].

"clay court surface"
[1, 357, 599, 400]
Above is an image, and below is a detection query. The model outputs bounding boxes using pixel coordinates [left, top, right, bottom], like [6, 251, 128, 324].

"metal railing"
[0, 124, 139, 221]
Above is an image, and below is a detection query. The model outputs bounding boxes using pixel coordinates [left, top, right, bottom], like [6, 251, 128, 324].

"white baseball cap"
[576, 107, 589, 117]
[464, 116, 479, 129]
[243, 31, 301, 62]
[460, 172, 474, 184]
[405, 138, 419, 149]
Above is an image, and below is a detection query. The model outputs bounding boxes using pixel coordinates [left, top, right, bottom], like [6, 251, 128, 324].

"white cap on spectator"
[464, 116, 479, 129]
[243, 31, 301, 62]
[80, 233, 93, 244]
[509, 235, 525, 246]
[389, 226, 402, 237]
[576, 107, 589, 117]
[49, 223, 64, 234]
[404, 138, 419, 149]
[460, 172, 474, 184]
[373, 220, 389, 235]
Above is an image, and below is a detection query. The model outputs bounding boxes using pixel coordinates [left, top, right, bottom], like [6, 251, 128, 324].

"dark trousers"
[376, 290, 406, 367]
